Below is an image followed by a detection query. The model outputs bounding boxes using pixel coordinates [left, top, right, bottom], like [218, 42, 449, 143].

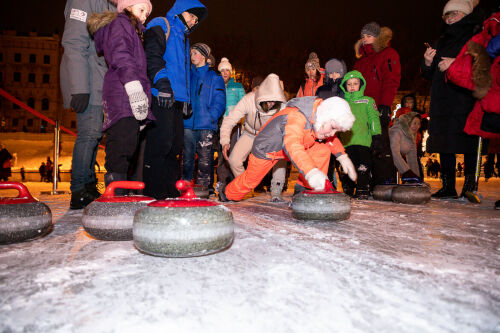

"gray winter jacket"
[60, 0, 117, 108]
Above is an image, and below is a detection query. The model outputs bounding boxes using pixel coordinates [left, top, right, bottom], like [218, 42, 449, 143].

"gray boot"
[270, 181, 285, 202]
[104, 173, 128, 196]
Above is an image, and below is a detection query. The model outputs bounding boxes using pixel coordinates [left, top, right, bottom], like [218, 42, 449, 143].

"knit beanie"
[314, 97, 355, 133]
[191, 43, 211, 59]
[325, 58, 347, 78]
[305, 52, 321, 72]
[360, 22, 381, 37]
[187, 7, 206, 22]
[218, 57, 232, 72]
[117, 0, 152, 15]
[443, 0, 474, 15]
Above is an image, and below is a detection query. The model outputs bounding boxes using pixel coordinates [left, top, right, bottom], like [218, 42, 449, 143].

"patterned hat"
[190, 43, 211, 59]
[305, 52, 320, 72]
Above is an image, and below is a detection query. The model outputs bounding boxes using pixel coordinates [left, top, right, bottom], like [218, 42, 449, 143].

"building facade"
[0, 30, 76, 133]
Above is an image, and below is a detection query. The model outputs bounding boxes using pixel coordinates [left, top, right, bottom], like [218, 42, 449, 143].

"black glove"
[70, 94, 90, 113]
[371, 134, 383, 158]
[401, 170, 420, 183]
[378, 105, 392, 128]
[155, 78, 174, 109]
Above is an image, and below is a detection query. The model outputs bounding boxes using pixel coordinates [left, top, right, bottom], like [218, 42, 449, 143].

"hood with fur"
[354, 26, 393, 58]
[255, 73, 287, 115]
[392, 111, 420, 142]
[88, 11, 118, 36]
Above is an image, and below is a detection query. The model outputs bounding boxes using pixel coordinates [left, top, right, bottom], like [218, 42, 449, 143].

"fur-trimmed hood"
[354, 27, 393, 58]
[391, 111, 420, 143]
[88, 11, 118, 36]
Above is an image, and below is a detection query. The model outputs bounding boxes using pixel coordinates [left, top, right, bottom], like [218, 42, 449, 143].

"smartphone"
[424, 42, 431, 49]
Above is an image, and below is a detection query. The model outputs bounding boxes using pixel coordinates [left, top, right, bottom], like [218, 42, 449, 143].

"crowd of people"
[59, 0, 500, 209]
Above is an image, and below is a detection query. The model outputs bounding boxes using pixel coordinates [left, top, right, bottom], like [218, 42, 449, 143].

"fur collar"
[354, 26, 393, 58]
[88, 11, 118, 36]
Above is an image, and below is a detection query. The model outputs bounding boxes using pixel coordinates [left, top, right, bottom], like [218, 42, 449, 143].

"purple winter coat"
[90, 12, 154, 131]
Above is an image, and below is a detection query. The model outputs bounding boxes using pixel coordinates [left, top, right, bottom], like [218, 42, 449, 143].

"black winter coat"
[422, 13, 481, 154]
[315, 79, 344, 100]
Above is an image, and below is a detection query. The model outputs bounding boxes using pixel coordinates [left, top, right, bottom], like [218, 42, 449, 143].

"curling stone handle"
[102, 181, 145, 197]
[175, 180, 197, 199]
[0, 182, 36, 201]
[324, 179, 334, 192]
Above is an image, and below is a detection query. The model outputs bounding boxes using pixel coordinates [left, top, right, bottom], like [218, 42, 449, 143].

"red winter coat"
[446, 12, 500, 139]
[354, 27, 401, 107]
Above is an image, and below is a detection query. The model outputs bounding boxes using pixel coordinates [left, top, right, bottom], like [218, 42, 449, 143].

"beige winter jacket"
[219, 73, 287, 146]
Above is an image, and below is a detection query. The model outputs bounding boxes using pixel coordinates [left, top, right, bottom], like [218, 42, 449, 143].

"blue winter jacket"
[224, 78, 246, 116]
[184, 64, 226, 131]
[146, 0, 207, 102]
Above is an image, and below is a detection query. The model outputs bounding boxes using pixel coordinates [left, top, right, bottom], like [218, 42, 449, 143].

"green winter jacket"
[339, 70, 381, 147]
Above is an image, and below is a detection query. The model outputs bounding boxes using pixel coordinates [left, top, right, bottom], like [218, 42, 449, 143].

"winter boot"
[431, 173, 458, 199]
[104, 173, 128, 196]
[460, 174, 480, 203]
[270, 181, 285, 203]
[70, 188, 96, 210]
[340, 175, 355, 197]
[85, 181, 102, 200]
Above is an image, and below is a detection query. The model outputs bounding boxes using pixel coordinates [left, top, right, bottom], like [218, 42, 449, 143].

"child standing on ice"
[338, 70, 382, 199]
[88, 0, 155, 192]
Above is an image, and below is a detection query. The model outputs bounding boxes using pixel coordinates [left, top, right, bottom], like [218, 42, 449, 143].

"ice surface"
[0, 180, 499, 332]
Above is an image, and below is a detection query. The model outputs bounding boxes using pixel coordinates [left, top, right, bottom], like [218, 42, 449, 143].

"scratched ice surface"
[0, 180, 499, 333]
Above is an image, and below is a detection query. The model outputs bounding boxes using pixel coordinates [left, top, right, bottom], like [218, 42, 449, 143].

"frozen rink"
[0, 179, 499, 333]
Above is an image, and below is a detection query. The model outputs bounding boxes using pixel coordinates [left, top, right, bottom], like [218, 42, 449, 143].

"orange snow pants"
[225, 142, 331, 201]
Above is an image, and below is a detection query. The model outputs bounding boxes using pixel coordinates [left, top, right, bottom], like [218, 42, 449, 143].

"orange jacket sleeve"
[283, 111, 318, 175]
[325, 136, 345, 157]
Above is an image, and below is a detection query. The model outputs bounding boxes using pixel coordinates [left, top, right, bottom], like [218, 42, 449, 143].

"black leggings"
[439, 153, 477, 177]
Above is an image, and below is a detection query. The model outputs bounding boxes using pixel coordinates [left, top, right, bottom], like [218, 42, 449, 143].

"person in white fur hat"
[219, 96, 357, 202]
[218, 57, 246, 116]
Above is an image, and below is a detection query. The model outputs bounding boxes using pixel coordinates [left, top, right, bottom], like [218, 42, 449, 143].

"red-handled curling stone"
[82, 181, 154, 241]
[291, 180, 351, 221]
[391, 183, 431, 205]
[133, 180, 234, 257]
[0, 182, 52, 244]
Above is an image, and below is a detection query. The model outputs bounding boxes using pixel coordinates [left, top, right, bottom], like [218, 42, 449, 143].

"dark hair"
[305, 69, 321, 83]
[123, 9, 144, 42]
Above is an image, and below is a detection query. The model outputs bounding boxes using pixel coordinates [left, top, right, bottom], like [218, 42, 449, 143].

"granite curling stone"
[0, 182, 52, 244]
[82, 181, 154, 241]
[291, 180, 351, 221]
[133, 180, 234, 257]
[391, 183, 431, 205]
[372, 184, 398, 201]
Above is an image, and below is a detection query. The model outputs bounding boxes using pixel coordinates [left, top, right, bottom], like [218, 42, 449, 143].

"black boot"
[70, 188, 96, 210]
[460, 174, 480, 203]
[104, 173, 128, 196]
[340, 175, 355, 197]
[85, 181, 101, 200]
[431, 173, 458, 199]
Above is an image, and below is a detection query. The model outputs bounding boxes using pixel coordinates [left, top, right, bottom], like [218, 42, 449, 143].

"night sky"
[2, 0, 499, 93]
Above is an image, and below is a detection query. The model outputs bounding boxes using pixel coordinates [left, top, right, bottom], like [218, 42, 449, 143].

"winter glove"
[371, 134, 383, 158]
[378, 105, 392, 128]
[337, 153, 357, 182]
[124, 81, 149, 121]
[70, 93, 90, 113]
[401, 170, 420, 183]
[154, 78, 174, 109]
[305, 168, 328, 191]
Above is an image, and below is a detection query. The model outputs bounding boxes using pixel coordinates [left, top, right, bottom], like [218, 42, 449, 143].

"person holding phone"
[421, 0, 481, 199]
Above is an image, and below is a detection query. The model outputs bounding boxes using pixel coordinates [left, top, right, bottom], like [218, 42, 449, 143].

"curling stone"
[291, 180, 351, 221]
[391, 183, 431, 205]
[82, 181, 154, 241]
[0, 182, 52, 244]
[372, 184, 398, 201]
[133, 180, 234, 257]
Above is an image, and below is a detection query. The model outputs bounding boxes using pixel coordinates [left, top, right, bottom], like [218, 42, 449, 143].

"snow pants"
[225, 142, 331, 201]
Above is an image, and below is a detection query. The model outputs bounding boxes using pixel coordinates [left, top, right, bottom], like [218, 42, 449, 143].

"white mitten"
[337, 154, 357, 182]
[305, 168, 328, 191]
[124, 80, 149, 121]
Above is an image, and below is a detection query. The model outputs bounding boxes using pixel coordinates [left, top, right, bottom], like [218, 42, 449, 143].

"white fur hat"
[443, 0, 474, 15]
[218, 57, 232, 72]
[314, 97, 355, 133]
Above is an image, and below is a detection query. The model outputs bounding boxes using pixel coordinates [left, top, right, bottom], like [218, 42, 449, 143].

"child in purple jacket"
[88, 0, 155, 192]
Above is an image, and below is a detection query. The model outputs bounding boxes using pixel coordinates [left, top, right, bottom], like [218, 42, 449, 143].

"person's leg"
[460, 152, 479, 198]
[182, 128, 196, 182]
[228, 133, 254, 177]
[70, 104, 103, 193]
[225, 154, 278, 201]
[196, 130, 215, 187]
[104, 117, 139, 195]
[353, 146, 372, 198]
[143, 100, 183, 199]
[432, 153, 457, 198]
[340, 146, 359, 196]
[270, 159, 287, 202]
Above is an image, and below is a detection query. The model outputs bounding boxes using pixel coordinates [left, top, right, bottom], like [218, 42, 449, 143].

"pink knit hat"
[117, 0, 152, 15]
